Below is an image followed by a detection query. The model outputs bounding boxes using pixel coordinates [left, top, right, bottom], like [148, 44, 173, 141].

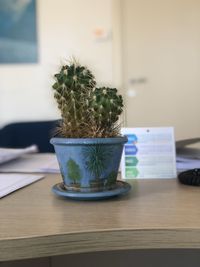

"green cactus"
[52, 59, 124, 137]
[90, 87, 123, 136]
[52, 60, 96, 137]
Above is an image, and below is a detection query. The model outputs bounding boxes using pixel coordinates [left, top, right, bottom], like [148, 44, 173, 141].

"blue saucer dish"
[52, 180, 131, 200]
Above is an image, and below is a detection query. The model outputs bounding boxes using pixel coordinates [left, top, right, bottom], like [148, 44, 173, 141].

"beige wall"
[0, 0, 199, 139]
[0, 0, 113, 128]
[118, 0, 200, 140]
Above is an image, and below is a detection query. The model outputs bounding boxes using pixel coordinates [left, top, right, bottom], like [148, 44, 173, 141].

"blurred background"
[0, 0, 199, 140]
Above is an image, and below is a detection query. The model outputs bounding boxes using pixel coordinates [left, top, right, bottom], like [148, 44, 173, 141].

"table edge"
[1, 228, 200, 261]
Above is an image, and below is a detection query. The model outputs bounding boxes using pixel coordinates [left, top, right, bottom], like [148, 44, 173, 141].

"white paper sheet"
[176, 146, 200, 172]
[0, 145, 38, 165]
[176, 157, 200, 173]
[0, 174, 44, 198]
[0, 153, 59, 173]
[121, 127, 177, 179]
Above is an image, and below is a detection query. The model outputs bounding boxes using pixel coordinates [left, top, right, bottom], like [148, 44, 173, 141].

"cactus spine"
[90, 87, 123, 136]
[52, 60, 123, 138]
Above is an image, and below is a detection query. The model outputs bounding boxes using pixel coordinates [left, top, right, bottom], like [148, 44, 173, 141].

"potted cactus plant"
[50, 59, 131, 200]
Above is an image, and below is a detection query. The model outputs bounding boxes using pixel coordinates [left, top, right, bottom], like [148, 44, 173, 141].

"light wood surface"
[1, 174, 200, 261]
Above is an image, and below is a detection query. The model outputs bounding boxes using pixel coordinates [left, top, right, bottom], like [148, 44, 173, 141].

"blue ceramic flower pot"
[50, 136, 127, 192]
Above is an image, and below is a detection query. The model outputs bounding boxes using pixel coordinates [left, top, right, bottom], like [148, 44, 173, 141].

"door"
[120, 0, 200, 140]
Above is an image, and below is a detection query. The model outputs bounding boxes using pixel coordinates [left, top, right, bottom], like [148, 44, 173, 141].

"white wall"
[119, 0, 200, 140]
[0, 0, 113, 128]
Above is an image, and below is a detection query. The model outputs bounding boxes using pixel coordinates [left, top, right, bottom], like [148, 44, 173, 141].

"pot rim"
[50, 136, 128, 145]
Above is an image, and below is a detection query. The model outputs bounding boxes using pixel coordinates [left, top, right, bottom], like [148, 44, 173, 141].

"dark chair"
[0, 120, 59, 153]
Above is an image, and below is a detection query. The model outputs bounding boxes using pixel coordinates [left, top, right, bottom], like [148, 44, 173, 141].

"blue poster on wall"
[0, 0, 38, 63]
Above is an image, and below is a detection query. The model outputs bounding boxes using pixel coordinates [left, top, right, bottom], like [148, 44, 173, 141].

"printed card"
[121, 127, 177, 179]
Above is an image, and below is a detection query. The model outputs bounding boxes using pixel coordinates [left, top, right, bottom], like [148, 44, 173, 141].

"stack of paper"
[0, 147, 58, 198]
[176, 147, 200, 173]
[0, 153, 59, 173]
[176, 157, 200, 172]
[0, 145, 38, 165]
[0, 174, 44, 198]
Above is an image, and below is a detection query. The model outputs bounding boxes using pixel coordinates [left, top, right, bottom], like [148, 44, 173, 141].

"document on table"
[0, 145, 38, 165]
[176, 157, 200, 172]
[176, 145, 200, 173]
[0, 153, 59, 173]
[0, 174, 44, 198]
[121, 127, 177, 179]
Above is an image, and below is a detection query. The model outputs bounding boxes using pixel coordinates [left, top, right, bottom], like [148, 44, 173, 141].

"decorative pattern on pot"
[50, 137, 127, 193]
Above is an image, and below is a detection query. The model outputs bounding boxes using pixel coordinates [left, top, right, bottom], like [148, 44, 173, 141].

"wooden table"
[1, 174, 200, 262]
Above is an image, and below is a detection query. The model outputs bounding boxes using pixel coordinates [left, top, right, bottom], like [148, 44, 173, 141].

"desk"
[0, 175, 200, 262]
